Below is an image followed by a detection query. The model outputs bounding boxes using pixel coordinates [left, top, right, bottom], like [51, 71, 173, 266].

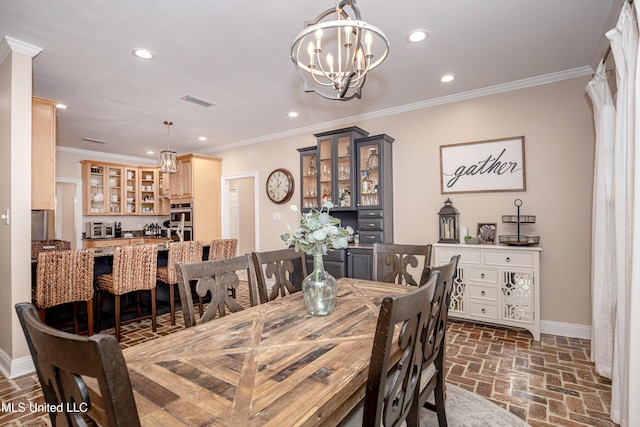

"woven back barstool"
[156, 241, 203, 325]
[34, 248, 95, 335]
[96, 244, 158, 341]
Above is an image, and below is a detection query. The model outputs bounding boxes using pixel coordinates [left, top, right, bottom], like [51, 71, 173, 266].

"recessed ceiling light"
[288, 111, 299, 118]
[440, 74, 455, 83]
[407, 29, 429, 43]
[55, 103, 67, 109]
[147, 150, 154, 155]
[132, 48, 155, 60]
[198, 136, 207, 141]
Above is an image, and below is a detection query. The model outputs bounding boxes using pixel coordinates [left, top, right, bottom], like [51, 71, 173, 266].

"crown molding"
[0, 36, 42, 63]
[203, 66, 594, 154]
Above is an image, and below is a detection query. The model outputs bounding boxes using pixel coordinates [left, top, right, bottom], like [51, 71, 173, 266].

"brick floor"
[0, 297, 619, 426]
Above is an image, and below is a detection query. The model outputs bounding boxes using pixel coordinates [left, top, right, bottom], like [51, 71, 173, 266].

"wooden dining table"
[87, 277, 414, 426]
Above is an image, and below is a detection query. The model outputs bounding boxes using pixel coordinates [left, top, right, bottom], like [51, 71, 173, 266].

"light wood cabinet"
[32, 96, 57, 210]
[169, 154, 222, 241]
[82, 237, 169, 249]
[433, 243, 541, 340]
[81, 161, 164, 216]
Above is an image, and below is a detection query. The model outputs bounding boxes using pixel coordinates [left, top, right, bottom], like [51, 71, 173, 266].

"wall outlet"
[137, 224, 142, 230]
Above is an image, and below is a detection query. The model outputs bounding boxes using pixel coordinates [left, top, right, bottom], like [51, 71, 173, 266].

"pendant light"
[160, 120, 177, 174]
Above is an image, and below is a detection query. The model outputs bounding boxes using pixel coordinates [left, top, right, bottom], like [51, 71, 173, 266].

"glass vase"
[302, 252, 337, 316]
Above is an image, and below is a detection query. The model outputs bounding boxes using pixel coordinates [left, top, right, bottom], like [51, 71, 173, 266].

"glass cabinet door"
[88, 164, 105, 214]
[124, 167, 137, 214]
[106, 166, 123, 214]
[357, 141, 380, 208]
[335, 135, 353, 209]
[300, 148, 318, 209]
[139, 168, 157, 214]
[319, 136, 333, 206]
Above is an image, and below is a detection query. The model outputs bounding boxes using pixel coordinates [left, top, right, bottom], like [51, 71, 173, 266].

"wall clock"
[266, 168, 294, 204]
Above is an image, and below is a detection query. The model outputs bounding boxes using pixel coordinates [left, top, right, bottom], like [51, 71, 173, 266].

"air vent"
[181, 94, 215, 108]
[82, 137, 108, 144]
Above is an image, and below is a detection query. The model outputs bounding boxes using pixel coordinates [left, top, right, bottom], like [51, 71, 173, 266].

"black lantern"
[438, 198, 459, 243]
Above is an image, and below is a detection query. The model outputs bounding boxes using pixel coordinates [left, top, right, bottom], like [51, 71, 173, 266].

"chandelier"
[160, 120, 177, 174]
[290, 0, 389, 101]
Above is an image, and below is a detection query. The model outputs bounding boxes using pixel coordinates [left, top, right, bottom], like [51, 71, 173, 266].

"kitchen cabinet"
[168, 154, 223, 241]
[32, 96, 57, 210]
[433, 243, 541, 340]
[305, 249, 347, 279]
[313, 127, 369, 211]
[354, 134, 394, 244]
[81, 161, 164, 216]
[158, 172, 170, 215]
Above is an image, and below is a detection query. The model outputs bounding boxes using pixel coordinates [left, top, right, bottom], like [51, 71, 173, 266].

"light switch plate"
[273, 212, 281, 220]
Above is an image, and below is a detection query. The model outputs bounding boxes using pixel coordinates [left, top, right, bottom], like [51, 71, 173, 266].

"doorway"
[55, 178, 82, 249]
[221, 172, 259, 255]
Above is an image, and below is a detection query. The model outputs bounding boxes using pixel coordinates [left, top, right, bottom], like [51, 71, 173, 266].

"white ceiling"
[0, 0, 621, 160]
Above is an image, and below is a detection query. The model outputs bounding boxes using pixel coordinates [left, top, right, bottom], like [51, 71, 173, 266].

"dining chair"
[156, 240, 203, 325]
[176, 254, 258, 328]
[339, 271, 441, 427]
[34, 248, 95, 335]
[15, 302, 141, 427]
[413, 255, 460, 427]
[96, 244, 158, 341]
[251, 248, 307, 303]
[372, 242, 433, 286]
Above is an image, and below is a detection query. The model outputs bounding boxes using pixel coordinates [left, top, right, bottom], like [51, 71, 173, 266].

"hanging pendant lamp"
[160, 120, 177, 174]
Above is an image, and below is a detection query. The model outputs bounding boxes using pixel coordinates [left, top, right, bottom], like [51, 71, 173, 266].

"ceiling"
[0, 0, 621, 160]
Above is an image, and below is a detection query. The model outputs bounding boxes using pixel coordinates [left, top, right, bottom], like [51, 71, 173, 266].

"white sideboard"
[433, 243, 541, 341]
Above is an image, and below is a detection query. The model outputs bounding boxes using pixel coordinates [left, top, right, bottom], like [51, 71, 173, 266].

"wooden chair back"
[416, 255, 460, 425]
[363, 271, 440, 426]
[176, 254, 258, 328]
[251, 248, 307, 303]
[208, 238, 238, 260]
[15, 302, 140, 427]
[372, 243, 432, 286]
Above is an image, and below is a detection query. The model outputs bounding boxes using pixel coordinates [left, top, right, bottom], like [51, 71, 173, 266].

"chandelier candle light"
[290, 0, 389, 100]
[160, 120, 177, 174]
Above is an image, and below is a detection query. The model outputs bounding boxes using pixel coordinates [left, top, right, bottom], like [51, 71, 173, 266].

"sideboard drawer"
[468, 267, 497, 283]
[358, 218, 384, 231]
[469, 301, 499, 320]
[468, 285, 498, 302]
[437, 247, 481, 265]
[484, 250, 534, 268]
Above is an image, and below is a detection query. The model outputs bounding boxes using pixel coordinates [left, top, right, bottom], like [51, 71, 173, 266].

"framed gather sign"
[440, 136, 526, 194]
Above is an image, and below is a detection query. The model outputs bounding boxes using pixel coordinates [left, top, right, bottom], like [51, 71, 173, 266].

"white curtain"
[586, 60, 615, 380]
[590, 2, 640, 425]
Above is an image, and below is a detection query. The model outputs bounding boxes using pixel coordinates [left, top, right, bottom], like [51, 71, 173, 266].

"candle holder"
[438, 198, 459, 243]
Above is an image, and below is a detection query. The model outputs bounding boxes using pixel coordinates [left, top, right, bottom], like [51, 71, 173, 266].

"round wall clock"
[266, 168, 294, 204]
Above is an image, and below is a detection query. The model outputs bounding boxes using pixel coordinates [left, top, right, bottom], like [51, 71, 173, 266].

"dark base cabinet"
[305, 247, 373, 281]
[347, 248, 373, 280]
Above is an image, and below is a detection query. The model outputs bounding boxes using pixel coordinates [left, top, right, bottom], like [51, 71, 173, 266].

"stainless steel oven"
[170, 203, 193, 228]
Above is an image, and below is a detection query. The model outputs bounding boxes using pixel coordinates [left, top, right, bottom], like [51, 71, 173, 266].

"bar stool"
[34, 248, 95, 335]
[96, 244, 158, 341]
[208, 239, 238, 260]
[156, 241, 203, 325]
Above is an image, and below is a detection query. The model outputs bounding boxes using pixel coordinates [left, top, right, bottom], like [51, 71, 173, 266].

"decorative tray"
[502, 215, 536, 223]
[498, 235, 540, 246]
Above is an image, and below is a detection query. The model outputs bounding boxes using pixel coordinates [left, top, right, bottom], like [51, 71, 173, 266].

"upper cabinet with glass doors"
[298, 146, 319, 210]
[313, 127, 369, 210]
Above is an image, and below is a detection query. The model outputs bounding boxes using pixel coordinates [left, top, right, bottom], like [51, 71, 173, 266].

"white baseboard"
[541, 319, 591, 339]
[0, 347, 35, 379]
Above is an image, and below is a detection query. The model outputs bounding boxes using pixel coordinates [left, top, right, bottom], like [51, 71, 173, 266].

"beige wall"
[214, 76, 595, 327]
